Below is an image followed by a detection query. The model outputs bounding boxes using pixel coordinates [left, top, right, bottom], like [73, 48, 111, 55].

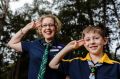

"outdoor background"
[0, 0, 120, 79]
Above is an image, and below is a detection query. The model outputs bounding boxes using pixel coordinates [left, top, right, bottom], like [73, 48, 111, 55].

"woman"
[8, 14, 66, 79]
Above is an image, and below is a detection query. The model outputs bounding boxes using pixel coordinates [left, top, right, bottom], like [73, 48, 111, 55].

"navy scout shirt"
[22, 39, 65, 79]
[59, 53, 120, 79]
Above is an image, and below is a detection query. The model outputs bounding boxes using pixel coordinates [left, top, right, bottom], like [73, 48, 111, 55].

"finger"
[77, 39, 84, 43]
[77, 39, 84, 46]
[35, 21, 41, 28]
[31, 21, 36, 28]
[73, 40, 78, 49]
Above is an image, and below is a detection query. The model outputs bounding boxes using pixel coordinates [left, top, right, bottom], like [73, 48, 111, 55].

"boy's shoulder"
[110, 59, 120, 64]
[62, 57, 84, 63]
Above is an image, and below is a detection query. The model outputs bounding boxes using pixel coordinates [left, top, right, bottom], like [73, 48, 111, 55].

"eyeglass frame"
[41, 23, 55, 28]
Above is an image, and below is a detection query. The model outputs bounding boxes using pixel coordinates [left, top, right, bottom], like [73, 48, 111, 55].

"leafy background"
[0, 0, 120, 79]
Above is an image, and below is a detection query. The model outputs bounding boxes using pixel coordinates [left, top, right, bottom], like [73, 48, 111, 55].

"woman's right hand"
[25, 20, 41, 30]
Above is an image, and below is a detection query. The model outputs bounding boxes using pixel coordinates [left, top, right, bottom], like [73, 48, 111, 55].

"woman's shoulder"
[22, 39, 41, 45]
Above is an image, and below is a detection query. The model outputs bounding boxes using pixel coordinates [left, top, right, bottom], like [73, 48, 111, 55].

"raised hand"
[25, 20, 41, 30]
[77, 39, 85, 48]
[34, 20, 41, 29]
[66, 39, 84, 50]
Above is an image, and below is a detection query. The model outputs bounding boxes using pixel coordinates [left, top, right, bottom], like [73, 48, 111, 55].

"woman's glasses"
[42, 24, 55, 28]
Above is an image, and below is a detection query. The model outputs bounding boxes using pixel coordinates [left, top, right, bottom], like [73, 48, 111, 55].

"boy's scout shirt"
[58, 53, 120, 79]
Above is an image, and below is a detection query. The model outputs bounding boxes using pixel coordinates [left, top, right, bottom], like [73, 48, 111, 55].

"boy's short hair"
[82, 25, 107, 38]
[36, 14, 62, 37]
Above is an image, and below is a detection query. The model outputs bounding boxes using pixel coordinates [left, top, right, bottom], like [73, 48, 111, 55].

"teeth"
[90, 46, 97, 49]
[46, 31, 51, 34]
[46, 32, 50, 33]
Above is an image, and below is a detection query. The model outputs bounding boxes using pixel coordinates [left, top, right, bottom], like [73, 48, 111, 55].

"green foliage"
[0, 0, 120, 79]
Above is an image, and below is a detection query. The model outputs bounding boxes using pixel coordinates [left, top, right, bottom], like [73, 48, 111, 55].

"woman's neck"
[45, 38, 53, 43]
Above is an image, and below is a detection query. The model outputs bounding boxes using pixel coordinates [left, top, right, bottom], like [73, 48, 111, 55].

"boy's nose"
[90, 39, 95, 44]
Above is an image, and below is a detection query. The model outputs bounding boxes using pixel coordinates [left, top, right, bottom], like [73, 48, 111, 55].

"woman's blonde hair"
[36, 14, 62, 37]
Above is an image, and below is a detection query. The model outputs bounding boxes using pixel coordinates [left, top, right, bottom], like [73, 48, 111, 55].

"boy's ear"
[104, 37, 108, 45]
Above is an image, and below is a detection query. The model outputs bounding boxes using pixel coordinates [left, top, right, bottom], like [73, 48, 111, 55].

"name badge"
[57, 46, 62, 49]
[50, 49, 59, 52]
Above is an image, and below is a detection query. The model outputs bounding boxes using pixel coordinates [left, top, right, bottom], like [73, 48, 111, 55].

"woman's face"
[41, 17, 56, 42]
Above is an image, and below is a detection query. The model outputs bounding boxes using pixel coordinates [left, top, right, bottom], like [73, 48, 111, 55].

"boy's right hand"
[67, 39, 84, 50]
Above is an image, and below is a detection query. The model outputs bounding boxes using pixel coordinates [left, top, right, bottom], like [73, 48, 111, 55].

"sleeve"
[21, 41, 31, 53]
[63, 51, 77, 59]
[118, 64, 120, 78]
[58, 60, 70, 75]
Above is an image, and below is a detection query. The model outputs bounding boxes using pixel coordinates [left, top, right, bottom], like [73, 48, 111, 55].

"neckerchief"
[37, 43, 51, 79]
[88, 60, 102, 79]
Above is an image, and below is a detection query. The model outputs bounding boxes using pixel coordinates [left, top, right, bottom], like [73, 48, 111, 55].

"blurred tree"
[0, 0, 69, 79]
[58, 0, 120, 58]
[0, 0, 120, 79]
[0, 0, 9, 35]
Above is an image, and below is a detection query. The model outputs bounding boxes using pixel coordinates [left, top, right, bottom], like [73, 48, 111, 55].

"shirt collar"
[82, 53, 115, 64]
[41, 38, 57, 47]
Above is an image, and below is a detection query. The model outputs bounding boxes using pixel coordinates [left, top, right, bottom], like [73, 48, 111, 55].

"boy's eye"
[94, 37, 99, 39]
[84, 38, 90, 41]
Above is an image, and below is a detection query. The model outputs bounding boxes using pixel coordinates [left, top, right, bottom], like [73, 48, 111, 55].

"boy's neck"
[89, 53, 104, 64]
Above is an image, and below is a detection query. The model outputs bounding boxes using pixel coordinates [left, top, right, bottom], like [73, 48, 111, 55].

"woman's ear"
[104, 37, 108, 45]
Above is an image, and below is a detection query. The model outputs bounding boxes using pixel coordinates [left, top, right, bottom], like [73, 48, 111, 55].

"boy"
[49, 25, 120, 79]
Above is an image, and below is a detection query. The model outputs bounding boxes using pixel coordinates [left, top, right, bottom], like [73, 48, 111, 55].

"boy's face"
[41, 17, 56, 41]
[83, 32, 107, 55]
